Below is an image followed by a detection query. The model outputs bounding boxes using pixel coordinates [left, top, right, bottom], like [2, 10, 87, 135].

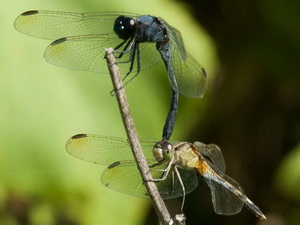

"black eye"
[114, 16, 136, 40]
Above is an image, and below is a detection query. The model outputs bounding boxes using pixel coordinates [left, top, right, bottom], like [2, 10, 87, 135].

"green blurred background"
[1, 0, 299, 224]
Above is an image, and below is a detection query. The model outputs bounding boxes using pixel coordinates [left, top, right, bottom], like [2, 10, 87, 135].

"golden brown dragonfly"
[66, 134, 266, 219]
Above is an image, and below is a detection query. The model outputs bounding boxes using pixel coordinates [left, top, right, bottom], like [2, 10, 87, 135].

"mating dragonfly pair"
[14, 10, 265, 219]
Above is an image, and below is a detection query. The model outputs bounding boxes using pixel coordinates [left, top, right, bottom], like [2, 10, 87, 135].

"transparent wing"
[136, 42, 162, 72]
[44, 35, 161, 74]
[14, 10, 140, 40]
[159, 18, 208, 98]
[193, 142, 226, 175]
[65, 134, 155, 165]
[156, 167, 198, 199]
[44, 34, 118, 73]
[102, 160, 198, 199]
[101, 160, 150, 198]
[15, 10, 161, 75]
[202, 166, 245, 215]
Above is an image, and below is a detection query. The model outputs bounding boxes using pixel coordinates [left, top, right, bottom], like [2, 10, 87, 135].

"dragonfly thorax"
[114, 16, 137, 40]
[174, 143, 199, 168]
[153, 140, 174, 162]
[135, 15, 167, 43]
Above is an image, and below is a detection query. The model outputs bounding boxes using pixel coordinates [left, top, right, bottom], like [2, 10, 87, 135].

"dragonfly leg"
[146, 159, 173, 182]
[122, 42, 141, 85]
[113, 38, 134, 57]
[158, 169, 176, 197]
[174, 166, 186, 211]
[106, 38, 132, 69]
[109, 41, 138, 96]
[114, 38, 136, 65]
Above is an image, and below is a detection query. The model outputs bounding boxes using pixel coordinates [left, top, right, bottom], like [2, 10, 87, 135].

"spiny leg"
[174, 166, 186, 211]
[122, 42, 142, 85]
[147, 159, 174, 182]
[114, 38, 134, 59]
[109, 39, 136, 95]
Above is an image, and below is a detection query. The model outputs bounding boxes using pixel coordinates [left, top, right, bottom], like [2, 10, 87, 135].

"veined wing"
[14, 10, 163, 75]
[159, 18, 208, 98]
[44, 34, 161, 74]
[14, 10, 140, 40]
[201, 163, 266, 219]
[201, 165, 245, 215]
[102, 160, 198, 199]
[156, 166, 198, 199]
[65, 134, 155, 165]
[193, 142, 226, 175]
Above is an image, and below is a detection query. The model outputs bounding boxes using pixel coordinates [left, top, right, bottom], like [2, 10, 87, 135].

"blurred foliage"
[175, 0, 300, 225]
[2, 0, 299, 224]
[275, 144, 300, 201]
[2, 0, 214, 224]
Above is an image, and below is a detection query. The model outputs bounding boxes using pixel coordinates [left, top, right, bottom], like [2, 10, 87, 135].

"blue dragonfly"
[14, 10, 208, 140]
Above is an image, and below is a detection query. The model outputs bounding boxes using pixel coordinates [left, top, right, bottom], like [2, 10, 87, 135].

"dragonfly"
[14, 10, 208, 140]
[66, 134, 266, 219]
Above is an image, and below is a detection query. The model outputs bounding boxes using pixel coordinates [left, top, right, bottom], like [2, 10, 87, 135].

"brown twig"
[105, 48, 174, 225]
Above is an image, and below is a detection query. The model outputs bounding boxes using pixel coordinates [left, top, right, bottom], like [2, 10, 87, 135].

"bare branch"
[105, 48, 173, 225]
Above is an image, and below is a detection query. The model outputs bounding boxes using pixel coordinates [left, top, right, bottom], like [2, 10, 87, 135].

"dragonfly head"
[153, 140, 174, 162]
[114, 16, 137, 40]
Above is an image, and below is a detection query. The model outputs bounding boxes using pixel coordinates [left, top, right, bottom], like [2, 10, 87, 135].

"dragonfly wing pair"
[14, 10, 207, 98]
[66, 135, 265, 219]
[102, 160, 198, 199]
[66, 134, 198, 199]
[14, 11, 161, 76]
[193, 142, 265, 219]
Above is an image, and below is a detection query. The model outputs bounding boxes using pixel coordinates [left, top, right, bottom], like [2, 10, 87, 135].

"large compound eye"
[114, 16, 137, 40]
[152, 140, 174, 162]
[162, 142, 173, 158]
[153, 145, 164, 162]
